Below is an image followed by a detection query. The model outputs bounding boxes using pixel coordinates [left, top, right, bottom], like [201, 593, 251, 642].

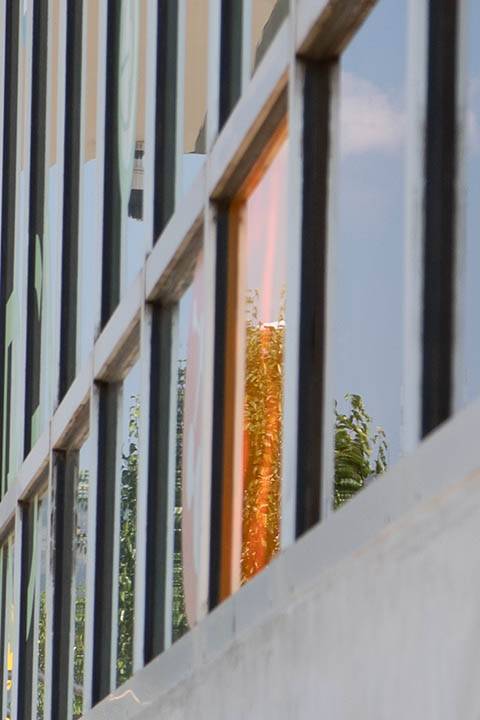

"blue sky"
[335, 0, 406, 465]
[464, 0, 480, 407]
[336, 0, 480, 465]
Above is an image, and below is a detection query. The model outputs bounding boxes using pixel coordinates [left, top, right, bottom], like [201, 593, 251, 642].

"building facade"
[0, 0, 477, 718]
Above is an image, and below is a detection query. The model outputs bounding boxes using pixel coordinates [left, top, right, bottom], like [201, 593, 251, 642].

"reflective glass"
[237, 136, 287, 584]
[34, 494, 48, 719]
[121, 0, 148, 289]
[251, 0, 288, 74]
[40, 0, 61, 435]
[116, 361, 140, 686]
[2, 537, 14, 720]
[172, 251, 204, 642]
[182, 0, 208, 193]
[77, 0, 99, 370]
[2, 0, 31, 489]
[334, 0, 406, 508]
[221, 132, 288, 598]
[72, 438, 90, 719]
[459, 1, 480, 408]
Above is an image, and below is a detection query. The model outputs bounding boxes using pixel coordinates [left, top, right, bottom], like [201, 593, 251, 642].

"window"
[217, 122, 288, 600]
[334, 0, 407, 508]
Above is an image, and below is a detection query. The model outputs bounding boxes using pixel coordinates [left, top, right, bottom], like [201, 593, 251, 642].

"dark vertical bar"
[0, 0, 20, 496]
[101, 0, 122, 327]
[208, 210, 229, 610]
[17, 504, 35, 720]
[59, 0, 83, 399]
[421, 0, 458, 436]
[153, 0, 178, 241]
[296, 61, 336, 536]
[219, 0, 243, 129]
[24, 0, 49, 456]
[51, 451, 76, 720]
[144, 307, 172, 662]
[92, 383, 118, 705]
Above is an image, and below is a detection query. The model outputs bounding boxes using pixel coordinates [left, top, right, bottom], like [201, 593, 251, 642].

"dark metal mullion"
[208, 210, 229, 611]
[144, 306, 172, 663]
[219, 0, 243, 129]
[24, 0, 49, 456]
[92, 382, 118, 705]
[59, 0, 83, 399]
[17, 503, 35, 720]
[50, 451, 77, 720]
[421, 0, 459, 436]
[153, 0, 178, 241]
[0, 0, 20, 496]
[101, 0, 122, 328]
[296, 60, 337, 537]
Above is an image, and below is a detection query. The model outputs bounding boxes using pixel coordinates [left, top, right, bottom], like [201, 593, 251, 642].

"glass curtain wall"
[333, 0, 406, 509]
[459, 0, 480, 409]
[77, 0, 99, 371]
[251, 0, 288, 74]
[71, 438, 91, 719]
[182, 0, 208, 194]
[171, 252, 205, 642]
[115, 361, 140, 686]
[1, 537, 15, 720]
[218, 126, 288, 600]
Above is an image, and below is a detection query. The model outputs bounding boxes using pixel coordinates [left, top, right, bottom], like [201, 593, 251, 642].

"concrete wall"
[87, 397, 480, 720]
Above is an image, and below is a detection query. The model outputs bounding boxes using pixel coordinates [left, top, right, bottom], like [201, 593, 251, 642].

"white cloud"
[340, 72, 405, 156]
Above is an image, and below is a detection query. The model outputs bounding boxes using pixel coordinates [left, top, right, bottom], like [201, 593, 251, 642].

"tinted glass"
[2, 537, 14, 720]
[72, 438, 90, 719]
[238, 138, 287, 583]
[251, 0, 288, 74]
[172, 251, 204, 642]
[116, 360, 140, 686]
[122, 0, 148, 289]
[77, 0, 99, 370]
[334, 0, 406, 508]
[182, 0, 208, 193]
[220, 131, 288, 598]
[458, 1, 480, 408]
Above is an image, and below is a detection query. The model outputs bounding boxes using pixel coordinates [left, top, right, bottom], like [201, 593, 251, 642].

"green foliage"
[72, 590, 85, 719]
[37, 590, 46, 718]
[172, 362, 189, 641]
[334, 393, 387, 509]
[116, 395, 138, 686]
[241, 289, 283, 583]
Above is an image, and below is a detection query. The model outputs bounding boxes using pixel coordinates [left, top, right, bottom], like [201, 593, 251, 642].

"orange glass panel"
[221, 128, 288, 596]
[240, 139, 287, 583]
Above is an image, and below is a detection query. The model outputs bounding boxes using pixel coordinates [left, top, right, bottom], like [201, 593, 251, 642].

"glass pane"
[34, 494, 48, 719]
[182, 0, 208, 193]
[121, 0, 148, 289]
[334, 0, 406, 508]
[238, 136, 287, 584]
[172, 251, 204, 642]
[72, 439, 90, 719]
[2, 0, 31, 489]
[116, 361, 139, 686]
[459, 0, 480, 408]
[2, 537, 14, 720]
[77, 0, 99, 370]
[40, 0, 61, 433]
[251, 0, 288, 74]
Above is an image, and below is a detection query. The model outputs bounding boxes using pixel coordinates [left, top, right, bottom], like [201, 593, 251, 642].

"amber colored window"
[220, 123, 288, 599]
